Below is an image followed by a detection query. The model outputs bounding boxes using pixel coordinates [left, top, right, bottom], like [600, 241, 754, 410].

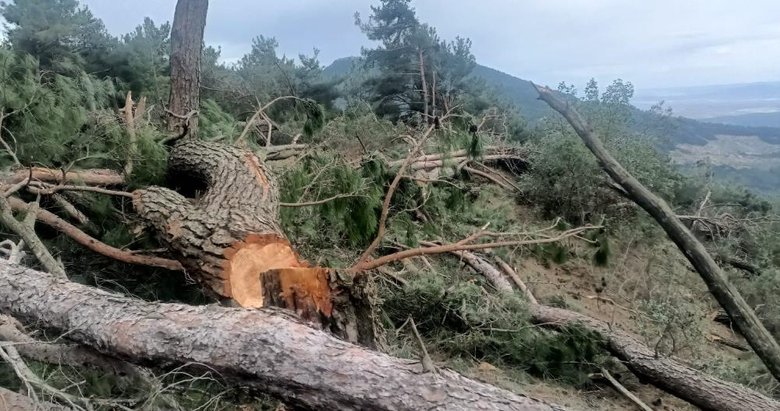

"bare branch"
[6, 196, 182, 271]
[592, 368, 653, 411]
[50, 193, 90, 225]
[353, 225, 597, 272]
[28, 181, 133, 198]
[3, 167, 124, 186]
[0, 196, 66, 277]
[352, 124, 437, 268]
[494, 256, 538, 304]
[122, 91, 138, 176]
[0, 343, 87, 410]
[236, 96, 304, 145]
[280, 193, 369, 208]
[535, 83, 780, 383]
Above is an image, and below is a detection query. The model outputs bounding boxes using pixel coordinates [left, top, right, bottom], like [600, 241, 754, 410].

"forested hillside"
[326, 57, 780, 193]
[0, 0, 779, 410]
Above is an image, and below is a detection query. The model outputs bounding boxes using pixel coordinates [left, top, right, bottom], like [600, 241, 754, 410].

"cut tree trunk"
[132, 140, 373, 343]
[0, 261, 566, 411]
[535, 84, 780, 384]
[168, 0, 208, 137]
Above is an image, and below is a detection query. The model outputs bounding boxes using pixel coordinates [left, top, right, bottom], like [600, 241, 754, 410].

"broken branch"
[535, 83, 780, 383]
[6, 196, 182, 271]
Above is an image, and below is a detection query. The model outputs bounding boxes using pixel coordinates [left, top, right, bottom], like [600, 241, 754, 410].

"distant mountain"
[323, 57, 358, 80]
[324, 57, 553, 120]
[468, 65, 550, 121]
[704, 112, 780, 128]
[324, 58, 780, 193]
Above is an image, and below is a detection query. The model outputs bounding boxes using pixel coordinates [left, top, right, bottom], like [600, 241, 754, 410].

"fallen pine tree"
[437, 248, 780, 411]
[0, 260, 566, 411]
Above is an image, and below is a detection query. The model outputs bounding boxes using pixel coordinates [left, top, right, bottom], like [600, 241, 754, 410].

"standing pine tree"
[356, 0, 476, 123]
[0, 0, 114, 74]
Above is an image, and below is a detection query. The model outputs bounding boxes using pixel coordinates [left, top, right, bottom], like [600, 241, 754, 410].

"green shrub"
[382, 271, 606, 385]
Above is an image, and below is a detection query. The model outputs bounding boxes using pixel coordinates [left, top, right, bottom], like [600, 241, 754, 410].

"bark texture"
[168, 0, 208, 137]
[132, 140, 369, 341]
[535, 84, 780, 384]
[0, 314, 142, 381]
[0, 261, 566, 411]
[3, 167, 124, 186]
[132, 140, 307, 305]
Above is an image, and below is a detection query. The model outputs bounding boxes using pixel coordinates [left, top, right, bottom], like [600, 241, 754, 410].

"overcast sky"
[80, 0, 780, 90]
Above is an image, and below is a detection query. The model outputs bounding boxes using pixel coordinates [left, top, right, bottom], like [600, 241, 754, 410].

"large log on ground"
[0, 261, 566, 411]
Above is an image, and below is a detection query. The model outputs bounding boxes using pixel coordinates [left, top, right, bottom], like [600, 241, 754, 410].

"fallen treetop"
[534, 83, 780, 384]
[450, 249, 780, 411]
[531, 305, 780, 411]
[0, 261, 566, 411]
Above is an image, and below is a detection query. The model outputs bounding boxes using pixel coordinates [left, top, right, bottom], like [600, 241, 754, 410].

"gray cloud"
[80, 0, 780, 89]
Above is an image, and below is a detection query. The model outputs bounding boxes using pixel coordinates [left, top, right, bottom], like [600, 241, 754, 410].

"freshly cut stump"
[133, 140, 368, 339]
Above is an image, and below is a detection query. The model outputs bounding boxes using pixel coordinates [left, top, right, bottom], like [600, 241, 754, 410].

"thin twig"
[353, 225, 597, 272]
[280, 193, 369, 207]
[28, 182, 133, 198]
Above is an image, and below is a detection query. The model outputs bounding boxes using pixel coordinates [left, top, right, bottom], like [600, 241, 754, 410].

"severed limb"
[0, 196, 66, 277]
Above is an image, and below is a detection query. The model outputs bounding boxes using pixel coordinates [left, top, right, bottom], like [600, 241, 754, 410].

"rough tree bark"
[168, 0, 208, 137]
[132, 140, 374, 342]
[0, 261, 566, 411]
[535, 84, 780, 384]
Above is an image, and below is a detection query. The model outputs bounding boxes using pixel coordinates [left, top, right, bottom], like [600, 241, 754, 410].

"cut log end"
[262, 268, 333, 320]
[223, 235, 310, 308]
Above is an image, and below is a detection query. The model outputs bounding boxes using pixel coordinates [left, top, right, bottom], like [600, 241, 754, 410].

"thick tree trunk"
[535, 84, 780, 384]
[132, 140, 373, 342]
[0, 261, 566, 411]
[168, 0, 208, 138]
